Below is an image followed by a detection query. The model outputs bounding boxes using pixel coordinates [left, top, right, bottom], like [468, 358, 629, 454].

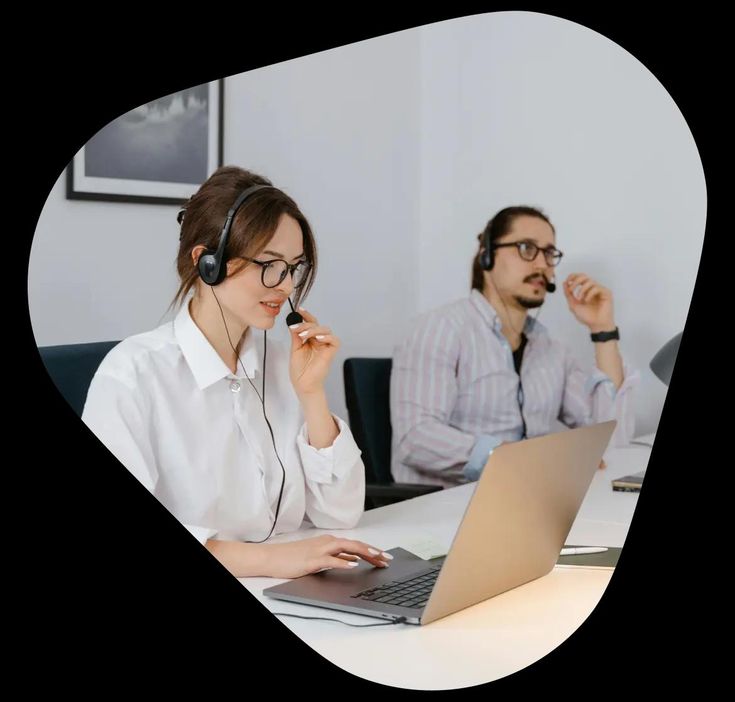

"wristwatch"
[590, 327, 620, 343]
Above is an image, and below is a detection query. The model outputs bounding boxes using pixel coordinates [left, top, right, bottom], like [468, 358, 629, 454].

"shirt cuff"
[463, 434, 504, 482]
[185, 524, 218, 545]
[296, 415, 362, 484]
[585, 363, 640, 400]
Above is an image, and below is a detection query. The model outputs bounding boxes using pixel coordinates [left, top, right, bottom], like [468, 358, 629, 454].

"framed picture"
[67, 79, 224, 205]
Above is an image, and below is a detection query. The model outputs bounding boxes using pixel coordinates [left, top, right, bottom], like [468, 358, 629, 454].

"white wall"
[28, 30, 423, 422]
[416, 12, 705, 434]
[28, 11, 705, 434]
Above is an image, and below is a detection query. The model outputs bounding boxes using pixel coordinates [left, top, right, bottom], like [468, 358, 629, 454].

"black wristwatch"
[590, 327, 620, 343]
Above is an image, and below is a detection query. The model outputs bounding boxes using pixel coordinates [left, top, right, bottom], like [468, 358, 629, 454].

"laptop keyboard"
[350, 563, 443, 609]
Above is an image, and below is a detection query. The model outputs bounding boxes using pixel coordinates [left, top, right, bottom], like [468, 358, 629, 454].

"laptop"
[264, 420, 616, 625]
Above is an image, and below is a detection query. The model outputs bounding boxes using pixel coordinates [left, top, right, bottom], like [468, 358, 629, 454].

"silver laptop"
[264, 420, 616, 625]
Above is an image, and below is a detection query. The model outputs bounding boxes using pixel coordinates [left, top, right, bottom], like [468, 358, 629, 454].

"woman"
[82, 166, 391, 577]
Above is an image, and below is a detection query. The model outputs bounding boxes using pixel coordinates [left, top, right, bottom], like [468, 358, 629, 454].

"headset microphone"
[286, 298, 303, 326]
[544, 276, 556, 293]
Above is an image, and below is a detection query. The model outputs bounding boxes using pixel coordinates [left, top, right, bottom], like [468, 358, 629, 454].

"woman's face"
[212, 213, 306, 330]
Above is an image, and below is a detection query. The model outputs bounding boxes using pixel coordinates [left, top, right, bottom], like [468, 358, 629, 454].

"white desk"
[238, 439, 652, 690]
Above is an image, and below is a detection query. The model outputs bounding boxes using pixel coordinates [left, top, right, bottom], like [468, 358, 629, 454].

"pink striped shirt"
[390, 290, 639, 487]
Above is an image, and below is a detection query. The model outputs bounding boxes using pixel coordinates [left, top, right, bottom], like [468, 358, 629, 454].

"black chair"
[343, 358, 442, 509]
[38, 341, 120, 417]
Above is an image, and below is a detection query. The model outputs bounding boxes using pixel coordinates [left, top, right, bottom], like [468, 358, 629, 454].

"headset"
[198, 184, 271, 286]
[180, 184, 305, 542]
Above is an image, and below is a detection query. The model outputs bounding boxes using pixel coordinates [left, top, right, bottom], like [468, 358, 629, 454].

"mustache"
[523, 274, 547, 284]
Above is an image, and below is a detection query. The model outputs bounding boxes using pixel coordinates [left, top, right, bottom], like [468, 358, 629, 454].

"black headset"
[197, 183, 274, 286]
[479, 222, 497, 272]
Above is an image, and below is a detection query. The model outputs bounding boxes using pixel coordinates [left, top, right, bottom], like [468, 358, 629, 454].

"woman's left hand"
[288, 308, 340, 397]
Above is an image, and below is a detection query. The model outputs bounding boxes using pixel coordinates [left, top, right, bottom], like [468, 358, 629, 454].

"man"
[390, 206, 638, 487]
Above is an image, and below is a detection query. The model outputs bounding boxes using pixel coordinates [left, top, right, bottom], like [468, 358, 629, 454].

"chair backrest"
[38, 341, 120, 417]
[343, 357, 393, 484]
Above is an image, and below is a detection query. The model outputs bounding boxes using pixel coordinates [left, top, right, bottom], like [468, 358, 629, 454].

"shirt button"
[230, 381, 241, 393]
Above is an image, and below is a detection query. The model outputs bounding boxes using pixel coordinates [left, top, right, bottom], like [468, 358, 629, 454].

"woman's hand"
[262, 535, 393, 579]
[288, 307, 341, 398]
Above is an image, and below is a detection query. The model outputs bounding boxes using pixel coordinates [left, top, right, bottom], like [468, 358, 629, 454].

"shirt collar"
[173, 299, 260, 390]
[469, 288, 547, 338]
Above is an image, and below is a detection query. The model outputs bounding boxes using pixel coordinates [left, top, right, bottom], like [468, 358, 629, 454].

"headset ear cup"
[480, 245, 494, 271]
[198, 249, 222, 286]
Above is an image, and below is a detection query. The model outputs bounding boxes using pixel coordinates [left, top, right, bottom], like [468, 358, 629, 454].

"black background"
[17, 5, 719, 693]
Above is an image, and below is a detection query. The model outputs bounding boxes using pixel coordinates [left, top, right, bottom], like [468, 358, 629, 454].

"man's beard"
[514, 295, 544, 309]
[513, 274, 547, 309]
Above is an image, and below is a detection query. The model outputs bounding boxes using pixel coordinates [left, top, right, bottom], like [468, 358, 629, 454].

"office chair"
[38, 341, 120, 417]
[343, 358, 442, 509]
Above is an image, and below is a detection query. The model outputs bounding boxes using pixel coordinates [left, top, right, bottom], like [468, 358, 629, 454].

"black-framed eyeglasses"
[492, 240, 564, 267]
[237, 256, 310, 288]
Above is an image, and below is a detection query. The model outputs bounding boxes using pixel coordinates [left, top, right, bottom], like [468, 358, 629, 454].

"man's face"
[486, 215, 557, 310]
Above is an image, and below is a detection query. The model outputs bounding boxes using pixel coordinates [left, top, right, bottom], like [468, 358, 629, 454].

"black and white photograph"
[67, 79, 223, 204]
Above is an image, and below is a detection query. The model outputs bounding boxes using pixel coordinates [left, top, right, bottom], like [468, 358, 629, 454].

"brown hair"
[172, 165, 317, 308]
[470, 206, 555, 291]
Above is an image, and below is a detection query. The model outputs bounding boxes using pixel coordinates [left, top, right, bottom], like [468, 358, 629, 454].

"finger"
[311, 333, 340, 349]
[296, 307, 318, 324]
[322, 556, 361, 570]
[336, 553, 361, 562]
[565, 274, 590, 293]
[576, 281, 596, 301]
[296, 325, 332, 342]
[288, 321, 316, 351]
[582, 285, 603, 303]
[289, 321, 317, 334]
[328, 539, 392, 567]
[569, 280, 594, 301]
[598, 459, 607, 470]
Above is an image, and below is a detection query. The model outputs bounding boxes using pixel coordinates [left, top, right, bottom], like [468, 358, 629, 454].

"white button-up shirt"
[81, 300, 365, 544]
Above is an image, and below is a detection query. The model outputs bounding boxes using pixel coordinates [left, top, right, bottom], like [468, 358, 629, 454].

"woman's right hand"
[261, 534, 393, 579]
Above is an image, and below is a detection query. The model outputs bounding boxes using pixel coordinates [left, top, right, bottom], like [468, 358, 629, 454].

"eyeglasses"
[492, 240, 564, 267]
[237, 256, 310, 288]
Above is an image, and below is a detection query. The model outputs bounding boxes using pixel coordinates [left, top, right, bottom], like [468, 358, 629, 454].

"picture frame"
[66, 79, 224, 205]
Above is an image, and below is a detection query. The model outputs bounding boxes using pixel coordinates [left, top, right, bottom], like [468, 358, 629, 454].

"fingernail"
[298, 307, 306, 312]
[382, 552, 393, 560]
[368, 548, 380, 555]
[315, 335, 325, 340]
[347, 561, 359, 568]
[289, 323, 301, 330]
[298, 330, 309, 338]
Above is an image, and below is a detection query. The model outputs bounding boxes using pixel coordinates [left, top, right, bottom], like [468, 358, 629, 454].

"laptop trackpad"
[264, 547, 443, 601]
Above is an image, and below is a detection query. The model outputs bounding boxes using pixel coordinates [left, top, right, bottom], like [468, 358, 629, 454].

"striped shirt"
[390, 290, 639, 487]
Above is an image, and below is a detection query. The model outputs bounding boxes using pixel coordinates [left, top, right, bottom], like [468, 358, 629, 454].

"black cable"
[211, 288, 286, 543]
[517, 381, 528, 440]
[272, 612, 408, 627]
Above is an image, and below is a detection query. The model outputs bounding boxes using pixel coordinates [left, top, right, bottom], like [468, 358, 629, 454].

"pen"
[560, 547, 608, 556]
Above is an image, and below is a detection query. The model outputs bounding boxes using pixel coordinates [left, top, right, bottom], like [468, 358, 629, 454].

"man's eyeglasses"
[492, 240, 563, 267]
[237, 257, 310, 288]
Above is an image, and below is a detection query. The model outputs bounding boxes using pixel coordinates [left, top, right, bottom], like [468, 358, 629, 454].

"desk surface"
[239, 439, 652, 690]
